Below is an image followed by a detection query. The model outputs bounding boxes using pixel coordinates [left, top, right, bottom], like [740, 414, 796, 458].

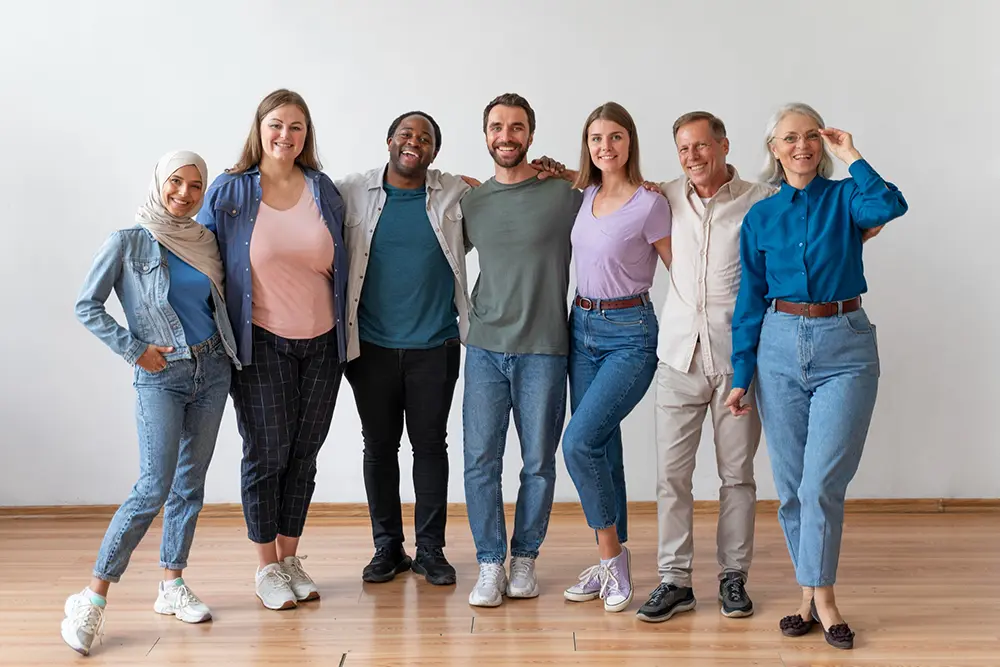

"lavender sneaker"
[599, 546, 633, 612]
[564, 564, 602, 602]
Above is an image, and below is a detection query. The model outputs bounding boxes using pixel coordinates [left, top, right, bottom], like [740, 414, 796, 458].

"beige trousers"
[654, 346, 761, 587]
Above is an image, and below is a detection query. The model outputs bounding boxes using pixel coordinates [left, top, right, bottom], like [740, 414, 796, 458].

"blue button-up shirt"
[731, 159, 908, 390]
[197, 165, 348, 366]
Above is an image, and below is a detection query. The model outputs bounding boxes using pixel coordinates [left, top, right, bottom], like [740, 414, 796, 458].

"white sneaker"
[255, 563, 297, 610]
[154, 579, 212, 623]
[468, 563, 507, 607]
[281, 555, 320, 601]
[60, 590, 106, 655]
[506, 556, 539, 598]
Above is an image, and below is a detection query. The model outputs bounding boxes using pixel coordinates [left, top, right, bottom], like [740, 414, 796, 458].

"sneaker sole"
[296, 590, 321, 602]
[636, 598, 697, 623]
[468, 594, 504, 608]
[564, 590, 600, 603]
[506, 584, 539, 599]
[411, 561, 456, 586]
[718, 593, 754, 618]
[256, 594, 298, 611]
[362, 557, 412, 583]
[153, 601, 212, 623]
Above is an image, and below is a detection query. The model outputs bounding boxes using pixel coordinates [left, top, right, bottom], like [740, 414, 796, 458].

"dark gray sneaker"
[635, 583, 696, 623]
[718, 572, 754, 617]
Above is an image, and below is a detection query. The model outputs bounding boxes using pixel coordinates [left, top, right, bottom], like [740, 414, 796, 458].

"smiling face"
[770, 112, 823, 183]
[260, 104, 307, 164]
[588, 119, 631, 176]
[675, 119, 730, 192]
[388, 114, 436, 177]
[485, 104, 532, 168]
[161, 165, 204, 217]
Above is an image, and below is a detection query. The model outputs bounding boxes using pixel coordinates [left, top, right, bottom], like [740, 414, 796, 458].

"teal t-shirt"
[358, 183, 459, 349]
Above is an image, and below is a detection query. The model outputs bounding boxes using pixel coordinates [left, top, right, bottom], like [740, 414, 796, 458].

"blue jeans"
[462, 345, 567, 564]
[563, 298, 658, 544]
[93, 334, 231, 582]
[755, 306, 879, 587]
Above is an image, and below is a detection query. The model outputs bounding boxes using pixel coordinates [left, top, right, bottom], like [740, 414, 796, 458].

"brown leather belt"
[774, 297, 861, 318]
[575, 293, 650, 311]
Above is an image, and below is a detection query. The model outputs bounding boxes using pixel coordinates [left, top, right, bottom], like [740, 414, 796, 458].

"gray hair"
[760, 102, 834, 185]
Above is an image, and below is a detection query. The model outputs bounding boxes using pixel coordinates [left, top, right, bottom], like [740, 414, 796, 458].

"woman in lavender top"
[561, 102, 672, 613]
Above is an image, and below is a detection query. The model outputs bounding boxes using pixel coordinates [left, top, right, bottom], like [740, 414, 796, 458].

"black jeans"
[345, 339, 460, 549]
[232, 326, 342, 544]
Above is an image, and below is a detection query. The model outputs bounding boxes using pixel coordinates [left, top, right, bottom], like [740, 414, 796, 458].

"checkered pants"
[231, 325, 343, 544]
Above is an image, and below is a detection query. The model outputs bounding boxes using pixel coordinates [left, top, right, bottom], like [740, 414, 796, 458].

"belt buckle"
[578, 297, 594, 311]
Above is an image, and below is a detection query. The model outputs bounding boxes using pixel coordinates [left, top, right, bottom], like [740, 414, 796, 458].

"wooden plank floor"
[1, 511, 998, 666]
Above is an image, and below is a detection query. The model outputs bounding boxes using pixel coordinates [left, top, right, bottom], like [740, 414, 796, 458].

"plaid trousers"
[231, 325, 343, 544]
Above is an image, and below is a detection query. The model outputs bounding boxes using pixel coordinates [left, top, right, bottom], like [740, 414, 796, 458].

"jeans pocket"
[599, 307, 645, 327]
[841, 309, 872, 334]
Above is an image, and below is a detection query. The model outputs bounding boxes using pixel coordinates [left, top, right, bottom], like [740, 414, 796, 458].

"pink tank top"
[250, 185, 335, 339]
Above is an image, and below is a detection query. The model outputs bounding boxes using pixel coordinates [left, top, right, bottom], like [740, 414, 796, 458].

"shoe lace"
[263, 567, 292, 588]
[284, 555, 310, 581]
[172, 584, 204, 609]
[420, 547, 445, 561]
[646, 582, 675, 605]
[598, 562, 619, 599]
[574, 564, 602, 589]
[510, 558, 533, 580]
[72, 600, 106, 644]
[477, 564, 503, 588]
[722, 576, 745, 602]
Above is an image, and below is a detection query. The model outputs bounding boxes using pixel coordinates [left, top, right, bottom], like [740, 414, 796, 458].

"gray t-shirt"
[462, 175, 584, 355]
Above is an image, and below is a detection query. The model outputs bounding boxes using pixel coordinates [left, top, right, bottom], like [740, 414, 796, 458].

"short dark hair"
[482, 93, 536, 135]
[672, 111, 727, 141]
[386, 111, 442, 153]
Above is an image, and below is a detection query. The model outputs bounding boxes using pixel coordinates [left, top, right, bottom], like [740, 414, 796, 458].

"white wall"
[1, 0, 997, 507]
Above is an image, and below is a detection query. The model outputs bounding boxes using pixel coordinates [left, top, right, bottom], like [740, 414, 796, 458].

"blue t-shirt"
[358, 183, 459, 349]
[165, 250, 216, 346]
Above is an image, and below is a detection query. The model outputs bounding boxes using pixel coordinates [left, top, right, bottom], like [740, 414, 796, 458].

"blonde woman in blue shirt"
[726, 103, 907, 650]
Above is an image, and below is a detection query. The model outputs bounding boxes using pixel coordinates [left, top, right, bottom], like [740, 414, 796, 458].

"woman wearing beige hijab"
[61, 151, 240, 656]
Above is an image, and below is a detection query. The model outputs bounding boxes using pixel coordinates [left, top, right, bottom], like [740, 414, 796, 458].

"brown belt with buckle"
[575, 293, 650, 311]
[774, 296, 861, 318]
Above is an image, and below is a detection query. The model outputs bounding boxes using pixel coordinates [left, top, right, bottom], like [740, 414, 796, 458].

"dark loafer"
[779, 613, 816, 637]
[811, 599, 855, 650]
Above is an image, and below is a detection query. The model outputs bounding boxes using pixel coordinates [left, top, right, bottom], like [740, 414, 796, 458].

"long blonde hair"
[230, 89, 322, 173]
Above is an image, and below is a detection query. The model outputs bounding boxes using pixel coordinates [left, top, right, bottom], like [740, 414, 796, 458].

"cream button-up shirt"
[657, 167, 776, 375]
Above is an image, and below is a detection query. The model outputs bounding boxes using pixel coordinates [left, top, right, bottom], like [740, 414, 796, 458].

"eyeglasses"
[773, 131, 822, 145]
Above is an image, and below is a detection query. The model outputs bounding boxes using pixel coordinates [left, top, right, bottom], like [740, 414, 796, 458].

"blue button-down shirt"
[197, 165, 348, 366]
[731, 159, 908, 390]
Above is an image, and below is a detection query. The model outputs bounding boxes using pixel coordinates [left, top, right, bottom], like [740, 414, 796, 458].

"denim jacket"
[197, 165, 348, 366]
[75, 227, 241, 369]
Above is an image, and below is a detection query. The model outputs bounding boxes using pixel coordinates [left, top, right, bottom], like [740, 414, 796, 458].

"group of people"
[62, 88, 907, 656]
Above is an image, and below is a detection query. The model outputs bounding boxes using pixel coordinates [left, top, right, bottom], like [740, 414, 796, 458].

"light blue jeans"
[563, 299, 658, 544]
[93, 334, 231, 582]
[462, 345, 567, 564]
[755, 306, 879, 587]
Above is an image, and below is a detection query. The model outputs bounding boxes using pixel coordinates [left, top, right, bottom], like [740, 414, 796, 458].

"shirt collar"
[684, 164, 742, 200]
[777, 173, 831, 201]
[368, 164, 439, 192]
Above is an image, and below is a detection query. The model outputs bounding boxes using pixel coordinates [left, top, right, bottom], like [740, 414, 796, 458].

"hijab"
[135, 150, 224, 296]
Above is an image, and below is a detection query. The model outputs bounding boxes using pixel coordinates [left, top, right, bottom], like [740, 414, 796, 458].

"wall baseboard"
[1, 498, 997, 520]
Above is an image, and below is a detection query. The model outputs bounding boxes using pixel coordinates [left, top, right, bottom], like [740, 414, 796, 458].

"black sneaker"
[362, 544, 412, 583]
[635, 583, 697, 623]
[411, 547, 457, 586]
[718, 572, 754, 617]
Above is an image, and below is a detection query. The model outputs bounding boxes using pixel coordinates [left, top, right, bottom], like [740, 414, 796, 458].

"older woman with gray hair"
[725, 103, 907, 649]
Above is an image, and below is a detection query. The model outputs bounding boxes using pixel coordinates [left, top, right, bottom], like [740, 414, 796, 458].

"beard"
[489, 142, 528, 168]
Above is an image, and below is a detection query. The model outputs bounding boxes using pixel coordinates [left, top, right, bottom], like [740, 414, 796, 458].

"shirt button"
[245, 268, 249, 272]
[231, 209, 237, 215]
[798, 242, 803, 247]
[245, 242, 249, 246]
